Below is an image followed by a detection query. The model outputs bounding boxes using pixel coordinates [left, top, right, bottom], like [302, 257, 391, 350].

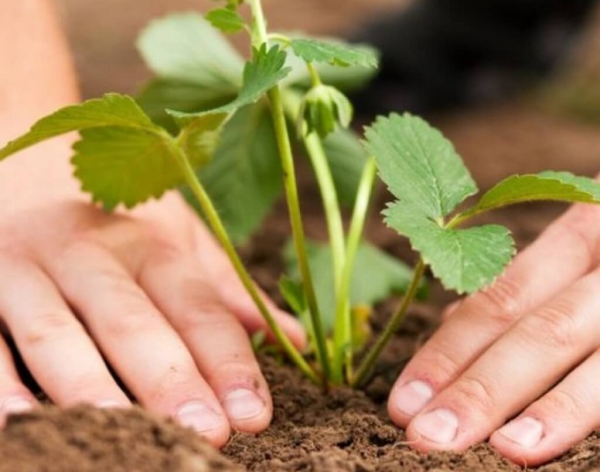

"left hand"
[388, 197, 600, 466]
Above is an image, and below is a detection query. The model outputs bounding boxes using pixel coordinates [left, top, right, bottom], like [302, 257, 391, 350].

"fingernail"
[2, 398, 34, 415]
[394, 380, 434, 416]
[223, 388, 265, 421]
[176, 402, 223, 433]
[497, 417, 544, 448]
[413, 408, 459, 444]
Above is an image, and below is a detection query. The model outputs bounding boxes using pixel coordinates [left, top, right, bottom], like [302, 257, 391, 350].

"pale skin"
[388, 200, 600, 465]
[0, 0, 306, 448]
[3, 0, 600, 466]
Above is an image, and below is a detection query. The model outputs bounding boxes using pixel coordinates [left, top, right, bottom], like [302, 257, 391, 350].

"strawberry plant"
[2, 0, 600, 390]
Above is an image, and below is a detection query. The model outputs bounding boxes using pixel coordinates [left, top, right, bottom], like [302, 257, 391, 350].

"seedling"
[2, 0, 600, 390]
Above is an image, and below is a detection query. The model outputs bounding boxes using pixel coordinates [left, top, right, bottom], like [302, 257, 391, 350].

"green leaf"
[290, 38, 379, 69]
[285, 241, 416, 332]
[468, 172, 600, 216]
[136, 13, 244, 130]
[136, 79, 238, 132]
[73, 113, 225, 211]
[73, 127, 177, 210]
[0, 94, 158, 160]
[282, 48, 377, 92]
[539, 171, 600, 200]
[322, 128, 368, 206]
[385, 204, 515, 294]
[137, 13, 243, 86]
[365, 113, 478, 219]
[181, 104, 282, 244]
[169, 44, 291, 125]
[205, 8, 246, 34]
[278, 276, 307, 315]
[211, 0, 244, 8]
[0, 93, 226, 210]
[176, 113, 229, 168]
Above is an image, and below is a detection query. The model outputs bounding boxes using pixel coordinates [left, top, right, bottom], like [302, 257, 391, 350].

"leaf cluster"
[366, 113, 600, 294]
[135, 13, 377, 243]
[3, 5, 600, 388]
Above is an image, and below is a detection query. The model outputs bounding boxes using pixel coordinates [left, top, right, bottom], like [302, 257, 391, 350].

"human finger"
[388, 207, 599, 426]
[0, 252, 130, 408]
[0, 334, 36, 427]
[405, 265, 600, 452]
[491, 349, 600, 466]
[189, 223, 306, 348]
[138, 246, 272, 433]
[43, 241, 231, 446]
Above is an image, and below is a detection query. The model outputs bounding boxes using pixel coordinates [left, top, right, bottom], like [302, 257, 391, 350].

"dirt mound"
[0, 406, 240, 472]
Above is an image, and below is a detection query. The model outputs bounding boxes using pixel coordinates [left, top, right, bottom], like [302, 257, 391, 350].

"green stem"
[173, 145, 319, 385]
[249, 0, 269, 46]
[307, 63, 322, 87]
[352, 259, 426, 388]
[446, 210, 479, 229]
[303, 134, 346, 301]
[268, 33, 291, 46]
[331, 158, 377, 383]
[249, 0, 332, 383]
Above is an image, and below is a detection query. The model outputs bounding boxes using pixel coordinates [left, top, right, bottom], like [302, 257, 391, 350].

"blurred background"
[53, 0, 600, 203]
[55, 0, 405, 97]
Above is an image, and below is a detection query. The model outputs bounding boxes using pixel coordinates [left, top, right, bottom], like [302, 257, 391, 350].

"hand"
[388, 198, 600, 466]
[0, 169, 304, 448]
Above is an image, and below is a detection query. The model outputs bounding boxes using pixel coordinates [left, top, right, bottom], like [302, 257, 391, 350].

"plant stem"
[302, 134, 346, 301]
[173, 145, 320, 385]
[331, 158, 377, 383]
[446, 211, 478, 229]
[249, 0, 332, 382]
[249, 0, 269, 46]
[352, 259, 426, 388]
[268, 86, 332, 382]
[307, 63, 322, 87]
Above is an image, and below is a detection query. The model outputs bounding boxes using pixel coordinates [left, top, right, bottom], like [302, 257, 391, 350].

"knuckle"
[452, 374, 498, 414]
[103, 305, 164, 338]
[64, 373, 118, 401]
[61, 236, 104, 258]
[177, 310, 239, 335]
[413, 344, 463, 383]
[470, 277, 522, 328]
[559, 206, 600, 262]
[22, 311, 84, 346]
[543, 389, 589, 423]
[146, 365, 202, 405]
[203, 359, 259, 386]
[524, 303, 577, 350]
[146, 239, 187, 266]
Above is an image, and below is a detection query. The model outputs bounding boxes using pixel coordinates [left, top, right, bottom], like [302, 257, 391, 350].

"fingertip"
[222, 387, 272, 434]
[175, 401, 231, 449]
[388, 379, 435, 428]
[0, 395, 38, 428]
[489, 429, 547, 467]
[490, 416, 574, 468]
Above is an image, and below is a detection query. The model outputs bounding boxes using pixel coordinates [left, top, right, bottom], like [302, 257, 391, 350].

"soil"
[3, 1, 600, 471]
[0, 407, 240, 472]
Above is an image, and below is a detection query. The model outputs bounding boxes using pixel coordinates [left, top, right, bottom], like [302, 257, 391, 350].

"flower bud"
[297, 85, 353, 139]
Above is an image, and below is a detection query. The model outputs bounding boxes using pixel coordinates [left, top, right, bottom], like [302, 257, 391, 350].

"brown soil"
[1, 176, 596, 472]
[3, 1, 600, 471]
[0, 406, 240, 472]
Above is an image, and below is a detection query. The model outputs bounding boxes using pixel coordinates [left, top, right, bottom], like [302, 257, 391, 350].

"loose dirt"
[2, 1, 600, 470]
